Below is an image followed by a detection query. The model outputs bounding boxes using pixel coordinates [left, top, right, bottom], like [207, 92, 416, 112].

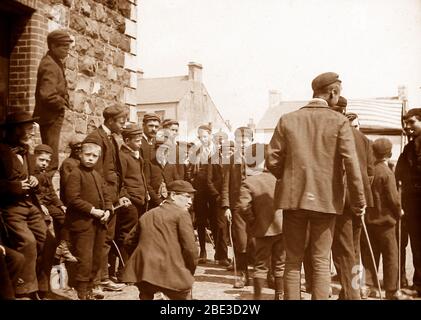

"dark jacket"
[33, 52, 69, 125]
[236, 171, 283, 237]
[65, 165, 113, 232]
[32, 168, 63, 209]
[221, 152, 245, 210]
[144, 157, 180, 207]
[59, 156, 80, 204]
[366, 161, 400, 226]
[266, 99, 366, 214]
[85, 126, 126, 204]
[140, 135, 155, 162]
[122, 201, 198, 291]
[120, 144, 147, 207]
[0, 143, 37, 208]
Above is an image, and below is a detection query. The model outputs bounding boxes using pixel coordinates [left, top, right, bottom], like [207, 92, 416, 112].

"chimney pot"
[188, 62, 203, 82]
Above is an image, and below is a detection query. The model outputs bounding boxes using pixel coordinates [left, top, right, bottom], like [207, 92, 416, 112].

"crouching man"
[122, 180, 198, 300]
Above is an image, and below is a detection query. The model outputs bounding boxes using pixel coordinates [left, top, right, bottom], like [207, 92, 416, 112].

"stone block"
[75, 76, 92, 93]
[94, 3, 107, 22]
[65, 69, 77, 90]
[107, 65, 117, 81]
[94, 98, 106, 116]
[99, 26, 110, 42]
[123, 87, 137, 106]
[75, 36, 91, 54]
[115, 15, 125, 33]
[92, 81, 101, 94]
[124, 18, 136, 38]
[129, 71, 137, 89]
[109, 31, 121, 48]
[124, 52, 137, 72]
[66, 55, 78, 70]
[72, 92, 85, 113]
[84, 101, 93, 115]
[79, 56, 97, 76]
[119, 36, 130, 53]
[130, 38, 137, 55]
[75, 115, 87, 134]
[117, 0, 131, 19]
[80, 0, 91, 17]
[114, 52, 124, 67]
[94, 44, 105, 60]
[97, 62, 108, 77]
[70, 14, 87, 33]
[103, 0, 117, 10]
[85, 18, 99, 39]
[130, 3, 137, 22]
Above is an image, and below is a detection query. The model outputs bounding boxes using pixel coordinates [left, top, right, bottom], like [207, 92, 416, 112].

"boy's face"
[126, 135, 142, 151]
[35, 152, 52, 171]
[80, 146, 100, 168]
[198, 129, 211, 147]
[172, 192, 193, 211]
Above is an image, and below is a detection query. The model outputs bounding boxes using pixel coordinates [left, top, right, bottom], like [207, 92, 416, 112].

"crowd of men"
[1, 29, 421, 301]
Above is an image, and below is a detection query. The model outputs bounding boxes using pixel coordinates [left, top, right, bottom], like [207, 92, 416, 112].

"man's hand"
[146, 192, 151, 202]
[101, 210, 110, 224]
[399, 209, 405, 218]
[61, 206, 67, 213]
[21, 180, 31, 190]
[90, 208, 105, 219]
[353, 205, 366, 217]
[28, 175, 39, 188]
[41, 205, 50, 216]
[0, 245, 6, 257]
[119, 197, 132, 207]
[224, 208, 232, 222]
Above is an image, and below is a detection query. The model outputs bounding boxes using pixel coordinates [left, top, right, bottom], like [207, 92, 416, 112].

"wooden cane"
[228, 219, 238, 286]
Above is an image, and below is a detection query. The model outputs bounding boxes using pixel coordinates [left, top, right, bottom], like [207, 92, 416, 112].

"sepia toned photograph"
[0, 0, 421, 304]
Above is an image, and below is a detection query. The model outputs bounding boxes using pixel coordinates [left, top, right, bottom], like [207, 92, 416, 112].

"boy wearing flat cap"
[0, 111, 47, 299]
[115, 125, 148, 278]
[85, 104, 131, 291]
[361, 138, 410, 300]
[122, 180, 198, 300]
[33, 29, 73, 174]
[64, 137, 113, 299]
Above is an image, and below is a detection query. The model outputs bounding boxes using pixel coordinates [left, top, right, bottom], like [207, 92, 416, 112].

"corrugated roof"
[137, 76, 190, 104]
[256, 97, 404, 131]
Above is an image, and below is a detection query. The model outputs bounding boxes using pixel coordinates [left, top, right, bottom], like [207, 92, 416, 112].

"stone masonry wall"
[8, 0, 138, 156]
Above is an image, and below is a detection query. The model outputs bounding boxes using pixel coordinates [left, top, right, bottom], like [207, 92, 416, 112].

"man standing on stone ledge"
[33, 29, 73, 175]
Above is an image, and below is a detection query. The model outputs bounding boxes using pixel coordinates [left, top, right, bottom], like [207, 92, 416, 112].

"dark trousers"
[283, 210, 336, 300]
[0, 246, 25, 299]
[48, 206, 67, 241]
[211, 197, 228, 261]
[99, 210, 117, 282]
[254, 234, 285, 280]
[114, 201, 145, 277]
[405, 205, 421, 290]
[37, 225, 57, 292]
[193, 189, 214, 253]
[396, 215, 409, 286]
[40, 114, 64, 174]
[3, 204, 47, 294]
[136, 281, 192, 300]
[69, 222, 106, 286]
[361, 224, 399, 292]
[332, 210, 361, 300]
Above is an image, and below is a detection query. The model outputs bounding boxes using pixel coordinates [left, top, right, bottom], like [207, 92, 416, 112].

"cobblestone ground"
[51, 242, 418, 301]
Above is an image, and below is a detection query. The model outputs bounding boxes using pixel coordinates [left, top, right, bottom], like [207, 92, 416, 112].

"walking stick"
[112, 240, 125, 268]
[398, 217, 402, 291]
[361, 215, 382, 300]
[228, 219, 238, 286]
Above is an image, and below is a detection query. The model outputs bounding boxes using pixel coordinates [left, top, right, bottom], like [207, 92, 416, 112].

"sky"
[137, 0, 421, 129]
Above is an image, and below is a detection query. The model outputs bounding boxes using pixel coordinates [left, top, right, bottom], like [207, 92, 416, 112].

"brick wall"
[4, 0, 138, 156]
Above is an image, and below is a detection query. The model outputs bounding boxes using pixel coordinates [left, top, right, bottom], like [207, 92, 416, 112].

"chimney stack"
[269, 90, 282, 108]
[188, 62, 203, 82]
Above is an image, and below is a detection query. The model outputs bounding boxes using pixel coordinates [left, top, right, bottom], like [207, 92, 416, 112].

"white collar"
[101, 124, 112, 136]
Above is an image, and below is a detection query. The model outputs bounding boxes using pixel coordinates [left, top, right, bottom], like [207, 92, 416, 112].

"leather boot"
[274, 277, 284, 300]
[253, 278, 265, 300]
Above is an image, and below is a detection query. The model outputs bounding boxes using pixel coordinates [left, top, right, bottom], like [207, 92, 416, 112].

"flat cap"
[311, 72, 341, 92]
[337, 96, 348, 108]
[34, 144, 53, 154]
[103, 104, 128, 120]
[142, 113, 161, 123]
[47, 29, 73, 44]
[372, 138, 393, 158]
[198, 124, 212, 133]
[122, 124, 142, 138]
[234, 126, 254, 138]
[162, 119, 179, 128]
[167, 180, 196, 193]
[68, 134, 85, 148]
[82, 135, 103, 148]
[0, 111, 39, 127]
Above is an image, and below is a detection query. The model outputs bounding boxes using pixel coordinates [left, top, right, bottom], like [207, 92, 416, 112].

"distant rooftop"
[137, 76, 190, 105]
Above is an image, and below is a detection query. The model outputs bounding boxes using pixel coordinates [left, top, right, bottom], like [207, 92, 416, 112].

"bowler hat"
[103, 104, 128, 120]
[167, 180, 196, 193]
[34, 144, 53, 154]
[47, 30, 73, 44]
[162, 119, 179, 128]
[142, 113, 161, 124]
[311, 72, 341, 92]
[372, 138, 393, 158]
[0, 111, 39, 127]
[122, 124, 142, 138]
